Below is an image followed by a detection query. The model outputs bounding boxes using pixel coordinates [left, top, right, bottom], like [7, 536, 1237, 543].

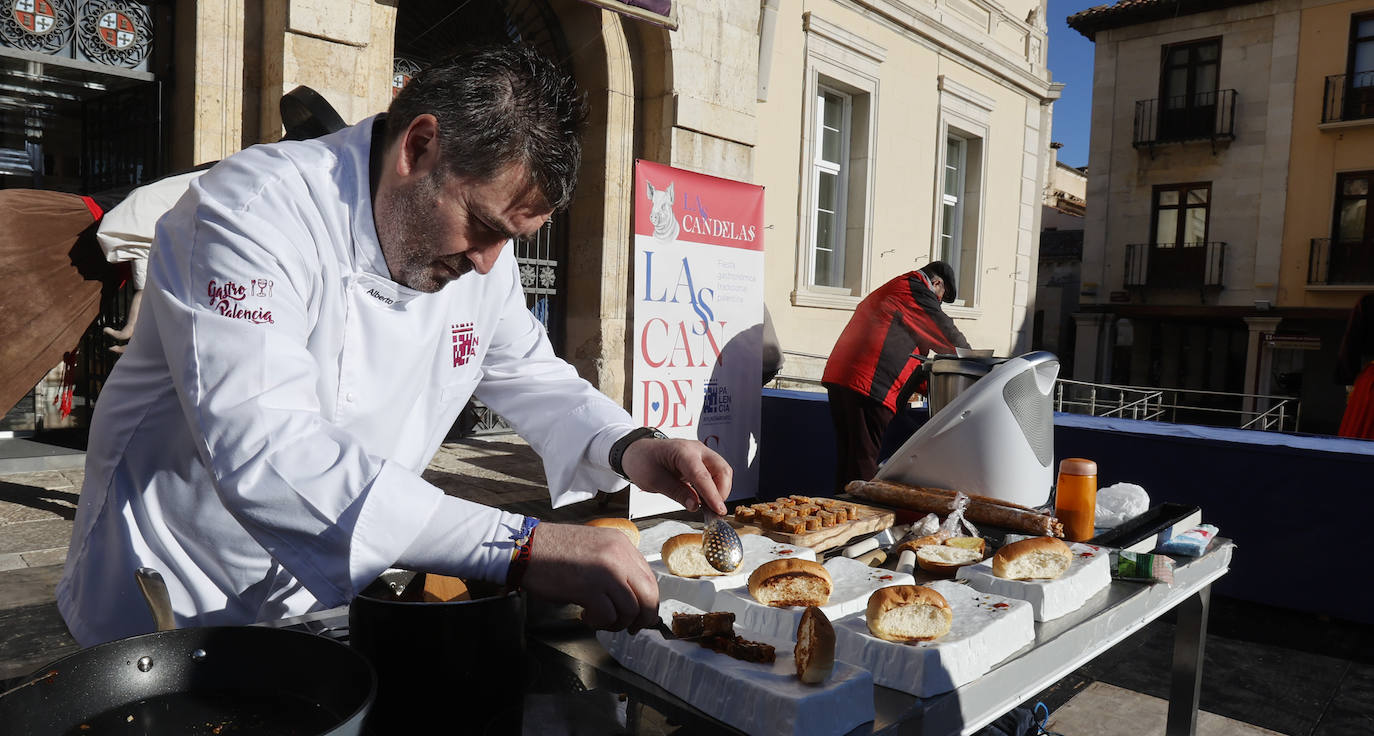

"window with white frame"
[933, 77, 992, 311]
[792, 13, 884, 309]
[811, 87, 851, 289]
[940, 135, 967, 275]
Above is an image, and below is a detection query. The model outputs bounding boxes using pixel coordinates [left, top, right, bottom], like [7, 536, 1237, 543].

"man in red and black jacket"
[822, 261, 970, 492]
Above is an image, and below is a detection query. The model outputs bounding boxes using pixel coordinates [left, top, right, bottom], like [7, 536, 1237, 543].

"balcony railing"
[1125, 242, 1226, 289]
[1321, 73, 1374, 124]
[1309, 238, 1374, 285]
[1054, 379, 1301, 433]
[1133, 89, 1237, 149]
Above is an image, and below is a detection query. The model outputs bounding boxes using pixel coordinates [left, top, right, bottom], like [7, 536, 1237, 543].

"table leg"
[1165, 584, 1211, 736]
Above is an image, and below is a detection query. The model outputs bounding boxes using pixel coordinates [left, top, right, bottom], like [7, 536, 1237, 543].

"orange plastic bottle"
[1054, 458, 1099, 542]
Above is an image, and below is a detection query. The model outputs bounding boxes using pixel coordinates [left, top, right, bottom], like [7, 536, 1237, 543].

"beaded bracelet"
[505, 516, 541, 589]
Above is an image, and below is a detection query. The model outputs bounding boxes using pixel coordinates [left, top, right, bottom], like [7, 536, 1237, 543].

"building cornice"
[836, 0, 1057, 101]
[804, 12, 888, 64]
[1067, 0, 1269, 41]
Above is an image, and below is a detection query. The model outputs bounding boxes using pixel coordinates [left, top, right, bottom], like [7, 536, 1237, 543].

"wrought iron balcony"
[1309, 238, 1374, 285]
[1124, 242, 1226, 289]
[1321, 73, 1374, 124]
[1133, 89, 1237, 150]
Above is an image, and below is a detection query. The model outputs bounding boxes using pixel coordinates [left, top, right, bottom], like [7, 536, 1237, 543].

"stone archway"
[388, 0, 660, 404]
[543, 2, 689, 405]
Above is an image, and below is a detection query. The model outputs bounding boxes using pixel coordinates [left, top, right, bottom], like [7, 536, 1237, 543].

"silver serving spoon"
[696, 489, 743, 572]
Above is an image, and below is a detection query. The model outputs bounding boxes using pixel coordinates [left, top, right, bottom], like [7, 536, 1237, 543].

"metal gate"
[70, 80, 164, 421]
[82, 79, 163, 192]
[515, 218, 565, 351]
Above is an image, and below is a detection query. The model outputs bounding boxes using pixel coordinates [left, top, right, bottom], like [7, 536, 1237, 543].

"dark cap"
[919, 261, 957, 303]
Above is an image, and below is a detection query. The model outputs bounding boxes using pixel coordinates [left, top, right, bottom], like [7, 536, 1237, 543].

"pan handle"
[134, 567, 177, 633]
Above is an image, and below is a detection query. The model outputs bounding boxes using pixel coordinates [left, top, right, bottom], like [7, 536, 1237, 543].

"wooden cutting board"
[730, 500, 894, 553]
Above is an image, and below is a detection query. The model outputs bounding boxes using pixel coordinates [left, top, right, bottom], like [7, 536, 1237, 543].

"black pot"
[0, 626, 375, 735]
[349, 574, 527, 735]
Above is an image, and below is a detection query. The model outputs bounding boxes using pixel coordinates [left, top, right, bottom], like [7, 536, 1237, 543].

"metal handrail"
[767, 374, 1302, 433]
[1133, 89, 1237, 149]
[1124, 242, 1227, 289]
[1054, 378, 1301, 433]
[1321, 72, 1374, 124]
[1308, 237, 1374, 285]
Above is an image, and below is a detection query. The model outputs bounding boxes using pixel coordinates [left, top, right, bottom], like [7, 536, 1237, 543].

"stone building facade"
[2, 0, 1059, 427]
[1069, 0, 1374, 434]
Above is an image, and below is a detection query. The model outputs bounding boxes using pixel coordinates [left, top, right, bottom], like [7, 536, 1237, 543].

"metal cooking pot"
[928, 352, 1008, 416]
[0, 625, 376, 735]
[349, 572, 527, 736]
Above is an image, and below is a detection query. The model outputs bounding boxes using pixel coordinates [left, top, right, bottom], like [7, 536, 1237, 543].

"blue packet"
[1157, 524, 1218, 556]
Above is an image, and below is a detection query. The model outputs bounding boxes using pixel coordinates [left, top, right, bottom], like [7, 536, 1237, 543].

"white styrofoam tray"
[831, 579, 1034, 698]
[636, 520, 696, 562]
[649, 534, 817, 611]
[596, 599, 875, 736]
[715, 556, 916, 642]
[955, 542, 1111, 621]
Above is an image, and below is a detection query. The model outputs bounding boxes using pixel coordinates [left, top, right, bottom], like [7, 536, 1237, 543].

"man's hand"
[620, 438, 732, 516]
[519, 522, 660, 632]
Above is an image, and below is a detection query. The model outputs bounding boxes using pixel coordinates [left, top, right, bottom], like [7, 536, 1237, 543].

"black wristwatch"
[609, 427, 668, 480]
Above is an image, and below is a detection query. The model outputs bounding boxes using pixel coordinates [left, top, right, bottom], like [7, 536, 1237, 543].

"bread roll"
[586, 517, 641, 545]
[992, 536, 1072, 580]
[747, 558, 833, 607]
[894, 534, 944, 556]
[662, 533, 725, 577]
[915, 544, 984, 577]
[865, 585, 953, 642]
[944, 536, 986, 556]
[794, 606, 836, 684]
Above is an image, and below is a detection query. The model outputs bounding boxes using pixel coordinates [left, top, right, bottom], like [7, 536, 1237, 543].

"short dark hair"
[385, 44, 589, 210]
[919, 261, 958, 303]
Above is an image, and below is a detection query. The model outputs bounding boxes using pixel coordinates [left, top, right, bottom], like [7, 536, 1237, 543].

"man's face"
[930, 276, 946, 302]
[375, 163, 553, 293]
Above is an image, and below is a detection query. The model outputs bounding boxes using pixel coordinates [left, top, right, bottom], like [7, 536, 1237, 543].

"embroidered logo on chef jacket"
[451, 322, 479, 367]
[206, 278, 275, 325]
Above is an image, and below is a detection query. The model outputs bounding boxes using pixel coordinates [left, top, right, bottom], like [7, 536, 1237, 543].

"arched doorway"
[392, 0, 573, 355]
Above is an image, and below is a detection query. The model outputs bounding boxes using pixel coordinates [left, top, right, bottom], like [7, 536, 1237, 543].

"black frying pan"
[0, 570, 375, 735]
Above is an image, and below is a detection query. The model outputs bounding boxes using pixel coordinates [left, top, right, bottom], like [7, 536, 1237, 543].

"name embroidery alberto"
[207, 279, 275, 325]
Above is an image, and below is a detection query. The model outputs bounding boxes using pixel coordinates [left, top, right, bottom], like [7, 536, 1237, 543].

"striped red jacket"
[822, 271, 970, 411]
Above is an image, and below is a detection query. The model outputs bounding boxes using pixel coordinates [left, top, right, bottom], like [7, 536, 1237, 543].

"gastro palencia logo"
[207, 279, 275, 325]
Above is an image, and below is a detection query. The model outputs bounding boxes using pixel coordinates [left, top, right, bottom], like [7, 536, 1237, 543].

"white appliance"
[876, 351, 1059, 508]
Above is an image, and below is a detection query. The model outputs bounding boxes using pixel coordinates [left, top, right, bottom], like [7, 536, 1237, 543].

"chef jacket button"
[346, 393, 355, 402]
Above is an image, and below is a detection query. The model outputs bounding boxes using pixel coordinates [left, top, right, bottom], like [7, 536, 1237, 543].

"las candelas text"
[638, 251, 726, 427]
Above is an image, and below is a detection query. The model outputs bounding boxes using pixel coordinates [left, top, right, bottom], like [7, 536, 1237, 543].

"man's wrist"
[505, 516, 541, 589]
[608, 427, 668, 481]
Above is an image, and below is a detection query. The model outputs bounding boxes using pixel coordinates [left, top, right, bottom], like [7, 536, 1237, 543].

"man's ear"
[396, 114, 442, 179]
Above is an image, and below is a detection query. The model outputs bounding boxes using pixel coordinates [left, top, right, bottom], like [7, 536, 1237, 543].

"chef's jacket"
[58, 118, 636, 646]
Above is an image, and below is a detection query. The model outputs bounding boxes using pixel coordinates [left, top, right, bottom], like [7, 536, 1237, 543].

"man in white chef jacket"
[58, 44, 730, 646]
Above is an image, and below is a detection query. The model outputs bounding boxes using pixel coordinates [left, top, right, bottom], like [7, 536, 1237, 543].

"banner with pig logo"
[631, 160, 764, 517]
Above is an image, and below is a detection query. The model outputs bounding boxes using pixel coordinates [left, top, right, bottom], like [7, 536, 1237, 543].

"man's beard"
[376, 172, 471, 293]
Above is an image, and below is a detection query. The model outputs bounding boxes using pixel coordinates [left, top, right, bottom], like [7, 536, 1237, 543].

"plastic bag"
[1095, 482, 1150, 528]
[938, 493, 971, 538]
[909, 512, 941, 538]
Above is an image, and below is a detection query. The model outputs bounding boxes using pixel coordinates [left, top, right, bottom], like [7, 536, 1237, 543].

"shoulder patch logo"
[207, 278, 275, 325]
[451, 322, 479, 367]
